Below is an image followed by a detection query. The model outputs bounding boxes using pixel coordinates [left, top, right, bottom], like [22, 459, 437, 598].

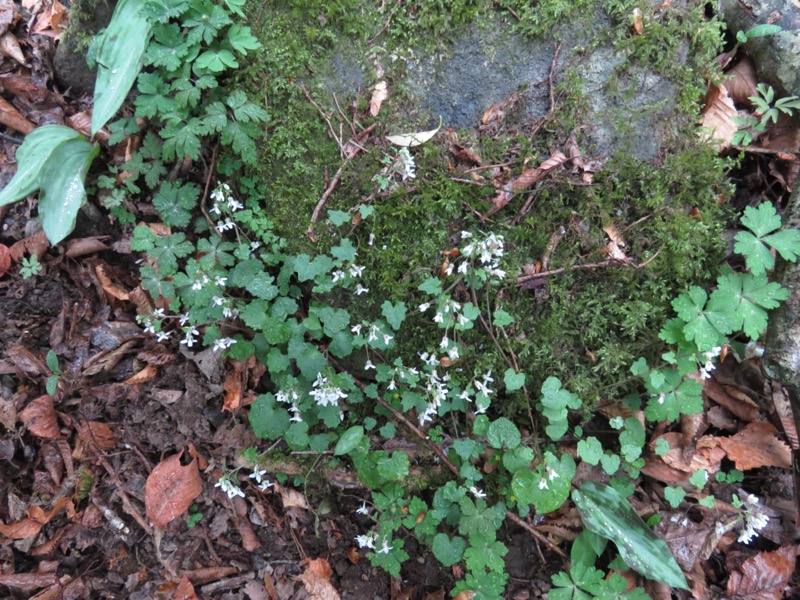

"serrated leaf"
[664, 486, 685, 508]
[714, 270, 789, 339]
[672, 286, 734, 350]
[195, 49, 238, 73]
[227, 24, 261, 54]
[152, 181, 199, 227]
[431, 533, 466, 567]
[38, 138, 99, 245]
[220, 119, 261, 164]
[572, 481, 688, 589]
[92, 0, 153, 134]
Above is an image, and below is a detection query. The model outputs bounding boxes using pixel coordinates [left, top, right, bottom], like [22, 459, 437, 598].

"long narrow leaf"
[38, 139, 99, 244]
[91, 0, 152, 135]
[0, 126, 81, 206]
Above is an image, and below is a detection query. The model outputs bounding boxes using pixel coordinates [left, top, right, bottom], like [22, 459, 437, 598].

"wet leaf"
[145, 452, 202, 526]
[703, 421, 791, 471]
[726, 545, 796, 600]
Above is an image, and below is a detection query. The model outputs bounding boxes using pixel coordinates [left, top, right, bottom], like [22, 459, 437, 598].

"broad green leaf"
[195, 49, 239, 73]
[486, 417, 520, 450]
[334, 425, 364, 456]
[0, 125, 81, 207]
[672, 286, 734, 350]
[714, 270, 789, 339]
[227, 24, 261, 54]
[664, 486, 686, 508]
[249, 394, 290, 439]
[45, 350, 59, 373]
[38, 138, 99, 244]
[152, 180, 199, 227]
[431, 533, 466, 567]
[381, 301, 406, 331]
[492, 308, 514, 327]
[512, 451, 575, 514]
[742, 23, 783, 40]
[92, 0, 153, 134]
[734, 202, 800, 275]
[572, 482, 689, 589]
[577, 437, 602, 465]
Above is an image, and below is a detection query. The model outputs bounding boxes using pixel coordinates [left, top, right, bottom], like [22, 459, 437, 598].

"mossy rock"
[53, 0, 115, 95]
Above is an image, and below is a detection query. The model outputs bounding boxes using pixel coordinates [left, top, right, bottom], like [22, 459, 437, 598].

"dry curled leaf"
[699, 84, 737, 150]
[173, 575, 199, 600]
[0, 243, 11, 277]
[704, 421, 792, 471]
[298, 559, 339, 600]
[278, 485, 309, 509]
[369, 80, 388, 116]
[75, 420, 116, 449]
[123, 364, 158, 385]
[145, 452, 202, 527]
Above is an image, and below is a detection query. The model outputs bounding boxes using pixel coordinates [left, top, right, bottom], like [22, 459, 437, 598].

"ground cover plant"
[0, 0, 799, 598]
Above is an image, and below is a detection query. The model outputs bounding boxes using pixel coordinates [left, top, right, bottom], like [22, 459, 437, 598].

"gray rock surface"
[765, 183, 800, 434]
[53, 0, 115, 96]
[322, 8, 683, 161]
[718, 0, 800, 97]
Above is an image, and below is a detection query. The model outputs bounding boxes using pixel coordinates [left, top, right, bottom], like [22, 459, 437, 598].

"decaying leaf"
[654, 512, 718, 572]
[65, 236, 111, 258]
[701, 421, 792, 471]
[95, 262, 130, 301]
[488, 151, 568, 215]
[632, 8, 644, 35]
[145, 452, 203, 526]
[723, 58, 758, 105]
[173, 575, 199, 600]
[9, 231, 49, 262]
[123, 364, 158, 385]
[0, 497, 67, 539]
[699, 84, 737, 150]
[222, 361, 245, 413]
[19, 395, 61, 439]
[369, 80, 388, 116]
[653, 432, 725, 475]
[298, 558, 340, 600]
[0, 94, 34, 134]
[603, 221, 628, 261]
[0, 32, 26, 65]
[726, 545, 797, 600]
[75, 420, 116, 449]
[0, 243, 11, 277]
[278, 485, 309, 509]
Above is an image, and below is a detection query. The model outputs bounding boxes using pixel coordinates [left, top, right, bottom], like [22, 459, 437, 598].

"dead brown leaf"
[223, 361, 244, 413]
[369, 80, 388, 116]
[95, 262, 130, 301]
[19, 395, 61, 439]
[0, 497, 67, 539]
[278, 485, 309, 509]
[653, 432, 725, 475]
[75, 420, 115, 449]
[31, 0, 68, 39]
[703, 378, 759, 422]
[602, 221, 628, 261]
[726, 545, 797, 600]
[631, 8, 644, 35]
[298, 559, 340, 600]
[9, 231, 50, 262]
[123, 364, 158, 385]
[65, 236, 111, 258]
[145, 452, 202, 527]
[723, 58, 758, 105]
[489, 151, 567, 215]
[0, 94, 34, 134]
[448, 144, 482, 166]
[699, 84, 737, 150]
[0, 242, 10, 276]
[704, 421, 792, 471]
[771, 384, 798, 450]
[173, 575, 199, 600]
[654, 512, 718, 572]
[0, 74, 48, 104]
[0, 0, 15, 35]
[0, 31, 26, 65]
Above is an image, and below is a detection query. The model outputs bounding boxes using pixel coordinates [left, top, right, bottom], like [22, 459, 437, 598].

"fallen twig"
[516, 251, 660, 286]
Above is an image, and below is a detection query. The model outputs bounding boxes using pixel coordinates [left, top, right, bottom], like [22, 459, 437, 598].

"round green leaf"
[487, 417, 521, 450]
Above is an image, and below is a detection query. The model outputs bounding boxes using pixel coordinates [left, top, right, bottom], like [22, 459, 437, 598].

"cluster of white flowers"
[248, 467, 274, 493]
[397, 147, 416, 181]
[351, 323, 394, 347]
[699, 346, 722, 380]
[210, 182, 244, 214]
[275, 388, 303, 423]
[473, 370, 494, 414]
[418, 362, 452, 426]
[737, 493, 769, 544]
[215, 473, 245, 500]
[181, 325, 200, 347]
[310, 373, 348, 408]
[136, 309, 172, 342]
[423, 298, 472, 330]
[461, 231, 506, 280]
[212, 337, 237, 352]
[332, 261, 366, 283]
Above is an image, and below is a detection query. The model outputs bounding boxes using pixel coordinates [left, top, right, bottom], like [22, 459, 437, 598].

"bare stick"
[300, 83, 342, 152]
[305, 158, 350, 241]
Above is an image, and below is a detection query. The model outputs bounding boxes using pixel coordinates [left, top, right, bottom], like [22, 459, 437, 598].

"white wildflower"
[419, 302, 431, 313]
[538, 478, 549, 490]
[215, 276, 227, 287]
[398, 147, 416, 181]
[738, 493, 769, 544]
[364, 360, 376, 370]
[354, 284, 369, 296]
[310, 373, 348, 407]
[356, 501, 369, 515]
[215, 476, 244, 500]
[156, 331, 171, 342]
[469, 486, 487, 499]
[377, 538, 394, 554]
[355, 533, 376, 550]
[249, 468, 267, 484]
[213, 337, 236, 352]
[349, 264, 365, 278]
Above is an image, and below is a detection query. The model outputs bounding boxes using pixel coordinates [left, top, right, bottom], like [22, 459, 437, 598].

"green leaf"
[224, 0, 245, 16]
[540, 376, 581, 441]
[220, 119, 261, 164]
[92, 0, 153, 134]
[577, 437, 603, 466]
[672, 286, 734, 351]
[512, 451, 575, 514]
[664, 486, 685, 508]
[0, 125, 82, 207]
[418, 277, 442, 295]
[45, 350, 59, 373]
[492, 309, 514, 327]
[464, 538, 508, 573]
[160, 119, 202, 161]
[249, 394, 290, 440]
[227, 24, 261, 54]
[689, 469, 708, 489]
[152, 181, 199, 227]
[431, 533, 466, 567]
[734, 202, 800, 275]
[195, 49, 239, 73]
[572, 482, 688, 589]
[457, 497, 506, 541]
[379, 301, 405, 331]
[714, 270, 789, 339]
[46, 375, 59, 396]
[644, 368, 703, 422]
[185, 3, 232, 45]
[742, 23, 783, 40]
[503, 368, 525, 392]
[654, 438, 670, 456]
[502, 446, 533, 473]
[38, 138, 99, 245]
[600, 453, 620, 476]
[486, 417, 521, 450]
[334, 426, 364, 456]
[144, 23, 189, 71]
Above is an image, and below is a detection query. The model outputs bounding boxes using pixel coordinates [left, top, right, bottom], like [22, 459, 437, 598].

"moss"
[222, 0, 730, 426]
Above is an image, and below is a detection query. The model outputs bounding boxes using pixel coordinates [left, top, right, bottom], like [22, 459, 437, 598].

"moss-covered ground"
[233, 0, 731, 417]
